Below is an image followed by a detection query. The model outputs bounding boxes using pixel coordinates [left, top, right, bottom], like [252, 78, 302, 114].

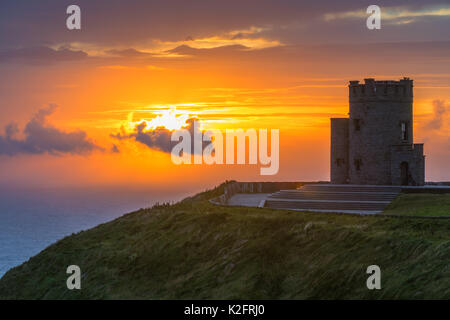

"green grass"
[0, 183, 449, 299]
[383, 193, 450, 217]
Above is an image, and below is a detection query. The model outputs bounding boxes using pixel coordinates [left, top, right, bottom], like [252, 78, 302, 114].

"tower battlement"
[349, 77, 413, 102]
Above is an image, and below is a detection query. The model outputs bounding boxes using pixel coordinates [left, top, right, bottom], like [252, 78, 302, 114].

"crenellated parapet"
[349, 77, 413, 102]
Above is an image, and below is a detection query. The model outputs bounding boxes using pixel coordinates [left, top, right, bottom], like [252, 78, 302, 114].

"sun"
[125, 107, 190, 131]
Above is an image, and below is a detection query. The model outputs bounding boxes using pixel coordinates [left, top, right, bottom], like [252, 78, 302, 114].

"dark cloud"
[1, 0, 448, 50]
[0, 46, 88, 64]
[0, 105, 103, 156]
[426, 100, 450, 130]
[111, 118, 206, 154]
[105, 48, 153, 58]
[111, 144, 120, 153]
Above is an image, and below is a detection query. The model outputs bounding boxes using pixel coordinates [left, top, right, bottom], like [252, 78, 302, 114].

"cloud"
[111, 118, 205, 154]
[425, 99, 450, 130]
[167, 44, 249, 56]
[324, 6, 450, 22]
[0, 46, 88, 64]
[0, 105, 103, 156]
[155, 26, 281, 52]
[105, 48, 153, 58]
[0, 0, 448, 59]
[111, 144, 120, 153]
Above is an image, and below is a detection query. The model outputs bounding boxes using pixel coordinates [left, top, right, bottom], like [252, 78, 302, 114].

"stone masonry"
[331, 78, 425, 185]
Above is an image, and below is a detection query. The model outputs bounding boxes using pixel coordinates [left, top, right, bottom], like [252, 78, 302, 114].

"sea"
[0, 185, 192, 278]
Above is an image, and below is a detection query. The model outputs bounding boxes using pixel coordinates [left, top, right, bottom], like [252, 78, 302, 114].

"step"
[269, 191, 398, 201]
[264, 184, 400, 214]
[301, 184, 401, 194]
[264, 199, 389, 211]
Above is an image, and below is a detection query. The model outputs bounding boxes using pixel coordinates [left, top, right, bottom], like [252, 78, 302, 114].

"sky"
[0, 0, 449, 192]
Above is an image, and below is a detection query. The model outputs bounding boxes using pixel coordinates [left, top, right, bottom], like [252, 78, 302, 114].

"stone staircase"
[263, 184, 401, 214]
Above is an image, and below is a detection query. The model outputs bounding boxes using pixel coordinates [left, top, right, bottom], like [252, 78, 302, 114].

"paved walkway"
[227, 193, 271, 207]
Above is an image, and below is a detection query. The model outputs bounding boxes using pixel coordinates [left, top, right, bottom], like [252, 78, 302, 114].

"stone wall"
[390, 144, 425, 185]
[330, 118, 349, 184]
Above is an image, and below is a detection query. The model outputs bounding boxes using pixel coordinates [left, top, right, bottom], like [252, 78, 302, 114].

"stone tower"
[331, 78, 425, 186]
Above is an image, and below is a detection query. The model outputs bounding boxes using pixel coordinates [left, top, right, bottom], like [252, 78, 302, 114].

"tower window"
[353, 119, 361, 131]
[336, 158, 344, 167]
[354, 159, 362, 171]
[401, 121, 409, 141]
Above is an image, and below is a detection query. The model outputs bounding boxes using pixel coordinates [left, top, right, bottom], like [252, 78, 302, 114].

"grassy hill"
[0, 183, 449, 299]
[383, 193, 450, 217]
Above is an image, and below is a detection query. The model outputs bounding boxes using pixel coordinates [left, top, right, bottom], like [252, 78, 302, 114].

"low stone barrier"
[209, 181, 305, 205]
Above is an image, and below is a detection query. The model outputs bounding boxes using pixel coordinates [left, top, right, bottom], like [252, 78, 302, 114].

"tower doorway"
[400, 162, 409, 185]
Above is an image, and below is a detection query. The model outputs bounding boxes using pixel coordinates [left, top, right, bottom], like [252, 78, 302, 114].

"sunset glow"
[0, 0, 449, 191]
[124, 108, 192, 131]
